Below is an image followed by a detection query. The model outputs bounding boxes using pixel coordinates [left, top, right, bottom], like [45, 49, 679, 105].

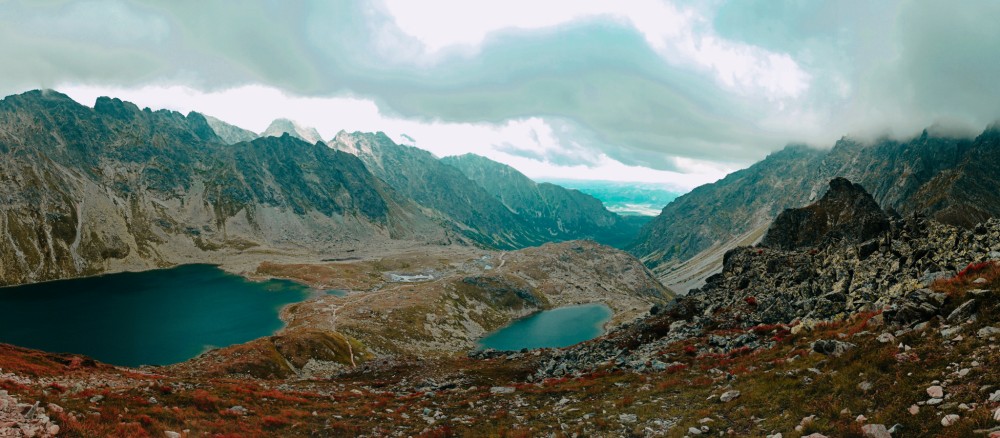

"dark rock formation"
[760, 178, 890, 250]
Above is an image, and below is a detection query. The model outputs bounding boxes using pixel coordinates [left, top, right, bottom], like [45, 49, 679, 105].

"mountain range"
[0, 90, 642, 285]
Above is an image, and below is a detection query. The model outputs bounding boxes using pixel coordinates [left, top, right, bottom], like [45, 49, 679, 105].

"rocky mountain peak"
[331, 130, 377, 156]
[262, 118, 323, 144]
[94, 96, 143, 120]
[760, 177, 889, 250]
[1, 89, 74, 107]
[202, 114, 258, 145]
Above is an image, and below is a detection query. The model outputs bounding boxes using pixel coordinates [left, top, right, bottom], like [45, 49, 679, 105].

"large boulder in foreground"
[761, 178, 889, 250]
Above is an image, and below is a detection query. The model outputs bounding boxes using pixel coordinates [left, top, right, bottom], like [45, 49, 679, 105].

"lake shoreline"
[475, 302, 613, 352]
[0, 264, 313, 367]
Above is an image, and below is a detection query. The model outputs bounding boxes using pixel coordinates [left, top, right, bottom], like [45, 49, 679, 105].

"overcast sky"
[3, 0, 999, 190]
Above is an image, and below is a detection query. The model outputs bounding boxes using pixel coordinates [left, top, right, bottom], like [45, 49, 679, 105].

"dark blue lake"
[0, 264, 311, 367]
[477, 303, 612, 351]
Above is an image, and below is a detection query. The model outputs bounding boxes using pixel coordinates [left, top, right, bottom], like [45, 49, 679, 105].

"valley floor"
[1, 255, 999, 437]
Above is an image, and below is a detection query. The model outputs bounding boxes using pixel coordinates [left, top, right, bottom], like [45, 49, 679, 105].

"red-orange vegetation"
[256, 389, 310, 404]
[618, 394, 635, 407]
[418, 425, 455, 437]
[655, 376, 683, 390]
[933, 260, 1000, 296]
[189, 389, 222, 412]
[0, 345, 66, 376]
[261, 415, 291, 429]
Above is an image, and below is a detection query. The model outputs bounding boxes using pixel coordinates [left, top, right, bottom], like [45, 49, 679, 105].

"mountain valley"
[1, 91, 1000, 437]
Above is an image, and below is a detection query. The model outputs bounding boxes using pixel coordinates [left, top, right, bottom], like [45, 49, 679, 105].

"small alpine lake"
[0, 264, 311, 367]
[476, 303, 612, 351]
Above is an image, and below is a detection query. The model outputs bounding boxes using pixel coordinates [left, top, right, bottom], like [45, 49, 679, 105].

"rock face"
[0, 90, 444, 286]
[760, 178, 890, 250]
[679, 178, 1000, 326]
[630, 128, 1000, 274]
[691, 214, 1000, 326]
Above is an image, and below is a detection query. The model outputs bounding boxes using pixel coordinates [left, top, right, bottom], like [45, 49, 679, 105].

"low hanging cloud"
[3, 0, 1000, 183]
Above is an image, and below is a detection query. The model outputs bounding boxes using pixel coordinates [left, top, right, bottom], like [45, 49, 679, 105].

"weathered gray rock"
[941, 326, 964, 338]
[978, 327, 1000, 338]
[489, 386, 515, 394]
[861, 423, 891, 438]
[719, 390, 741, 402]
[927, 385, 944, 398]
[941, 414, 960, 427]
[947, 299, 978, 323]
[812, 339, 856, 356]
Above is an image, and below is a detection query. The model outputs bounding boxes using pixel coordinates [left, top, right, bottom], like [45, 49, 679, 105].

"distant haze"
[540, 179, 680, 217]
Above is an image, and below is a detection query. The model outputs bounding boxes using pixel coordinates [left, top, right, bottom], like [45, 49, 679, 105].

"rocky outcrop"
[760, 178, 890, 250]
[529, 187, 1000, 379]
[691, 215, 999, 326]
[630, 128, 1000, 274]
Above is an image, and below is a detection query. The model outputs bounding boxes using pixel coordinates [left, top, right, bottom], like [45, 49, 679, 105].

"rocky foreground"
[0, 180, 999, 437]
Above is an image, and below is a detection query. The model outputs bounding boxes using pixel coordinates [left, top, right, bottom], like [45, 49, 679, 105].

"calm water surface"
[477, 303, 612, 351]
[0, 264, 310, 366]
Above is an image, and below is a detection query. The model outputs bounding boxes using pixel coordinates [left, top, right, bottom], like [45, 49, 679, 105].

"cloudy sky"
[3, 1, 999, 190]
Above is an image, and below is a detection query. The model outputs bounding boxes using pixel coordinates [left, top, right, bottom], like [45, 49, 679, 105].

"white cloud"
[14, 0, 1000, 196]
[382, 0, 810, 99]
